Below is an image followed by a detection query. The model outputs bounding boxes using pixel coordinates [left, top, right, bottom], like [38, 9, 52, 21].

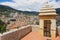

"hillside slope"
[0, 5, 39, 16]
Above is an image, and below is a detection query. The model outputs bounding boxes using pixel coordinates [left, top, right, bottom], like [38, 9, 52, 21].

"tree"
[0, 19, 6, 33]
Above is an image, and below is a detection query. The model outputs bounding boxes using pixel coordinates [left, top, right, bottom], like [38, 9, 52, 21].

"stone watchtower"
[39, 2, 57, 38]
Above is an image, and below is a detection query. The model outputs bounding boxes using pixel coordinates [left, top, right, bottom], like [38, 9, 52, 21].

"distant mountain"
[0, 5, 39, 17]
[0, 5, 15, 10]
[0, 5, 60, 16]
[0, 5, 18, 16]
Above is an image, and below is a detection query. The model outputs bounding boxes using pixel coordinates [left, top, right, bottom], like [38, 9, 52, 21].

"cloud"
[0, 0, 60, 11]
[49, 0, 60, 8]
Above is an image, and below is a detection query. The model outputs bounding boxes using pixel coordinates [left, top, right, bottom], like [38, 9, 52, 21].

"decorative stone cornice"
[39, 2, 57, 16]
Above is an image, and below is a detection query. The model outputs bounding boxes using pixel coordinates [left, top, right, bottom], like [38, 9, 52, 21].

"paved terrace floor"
[21, 32, 60, 40]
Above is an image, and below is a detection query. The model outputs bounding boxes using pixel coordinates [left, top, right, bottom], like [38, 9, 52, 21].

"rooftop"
[21, 32, 60, 40]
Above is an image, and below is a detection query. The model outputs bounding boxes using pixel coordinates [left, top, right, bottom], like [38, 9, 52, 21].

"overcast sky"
[0, 0, 60, 12]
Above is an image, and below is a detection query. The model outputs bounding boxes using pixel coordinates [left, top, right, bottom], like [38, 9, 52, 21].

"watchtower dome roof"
[39, 2, 57, 15]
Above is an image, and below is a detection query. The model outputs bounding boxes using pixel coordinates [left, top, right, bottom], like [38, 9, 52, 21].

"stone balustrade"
[0, 25, 32, 40]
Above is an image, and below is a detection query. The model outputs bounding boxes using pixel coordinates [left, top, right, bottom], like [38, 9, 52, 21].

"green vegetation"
[0, 19, 6, 33]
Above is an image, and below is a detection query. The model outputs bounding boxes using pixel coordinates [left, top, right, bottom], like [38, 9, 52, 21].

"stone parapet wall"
[0, 25, 32, 40]
[31, 25, 40, 32]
